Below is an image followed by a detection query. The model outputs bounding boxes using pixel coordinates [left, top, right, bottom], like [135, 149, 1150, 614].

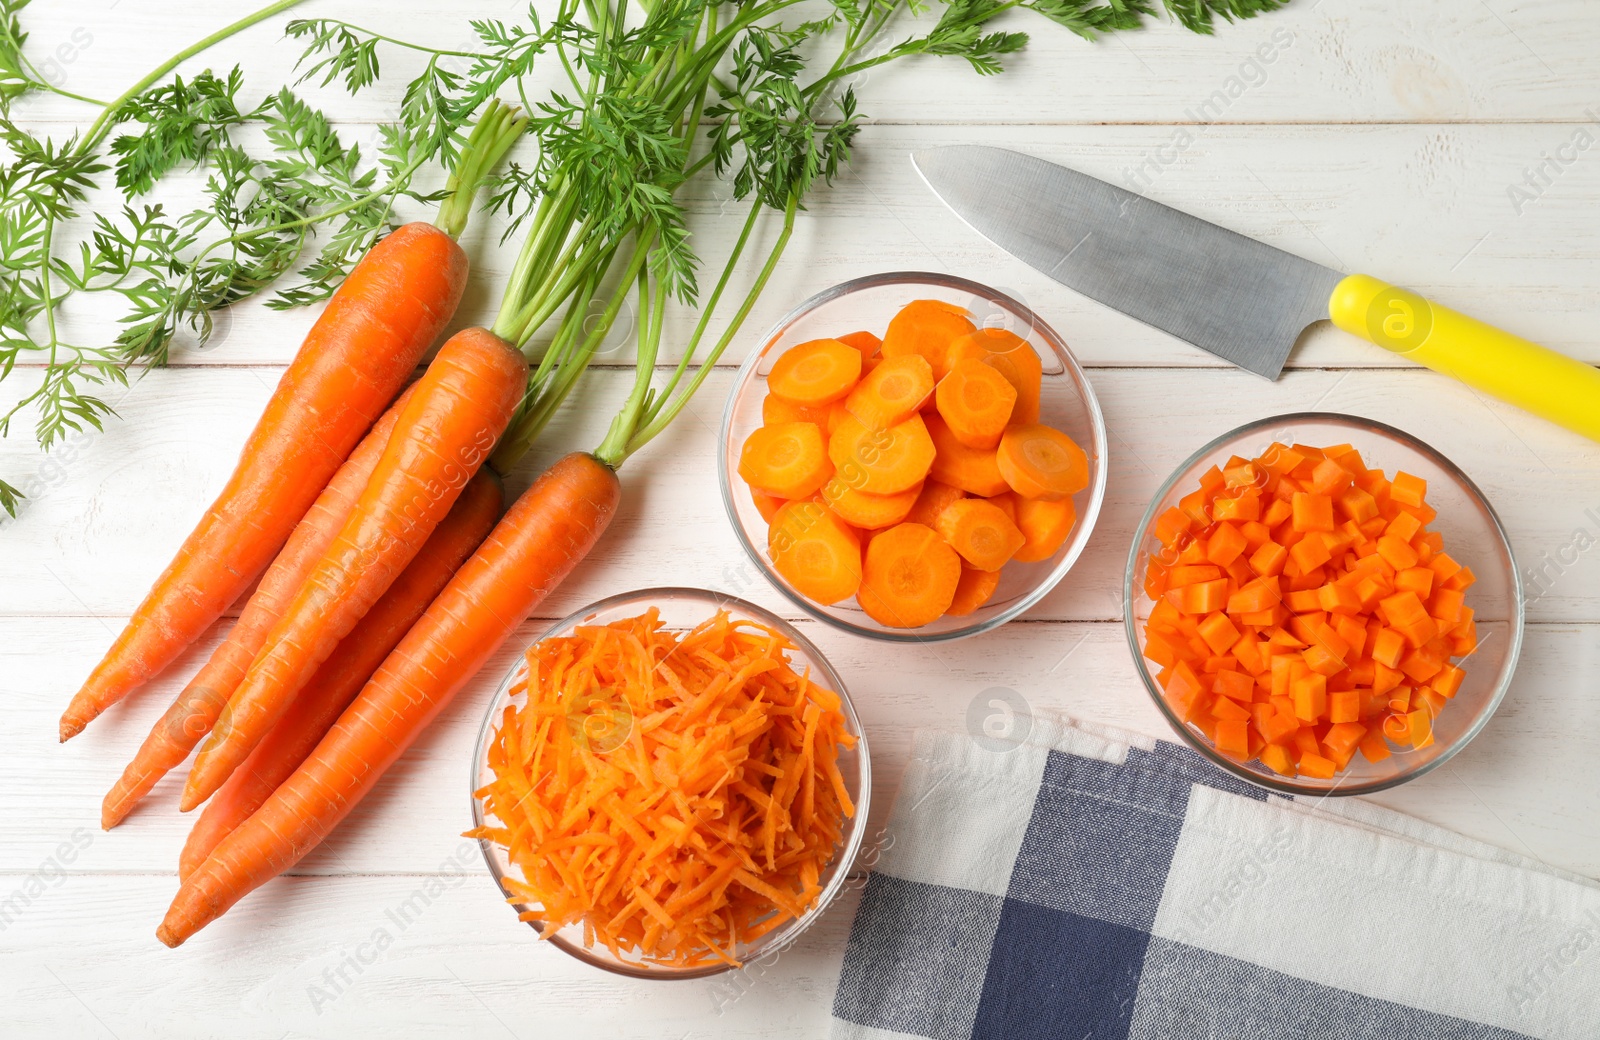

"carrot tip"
[177, 789, 204, 814]
[59, 715, 84, 742]
[155, 924, 183, 949]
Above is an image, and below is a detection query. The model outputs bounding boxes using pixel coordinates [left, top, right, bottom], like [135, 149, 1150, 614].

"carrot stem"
[435, 100, 529, 240]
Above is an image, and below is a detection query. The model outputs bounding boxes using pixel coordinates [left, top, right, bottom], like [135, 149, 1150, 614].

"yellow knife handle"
[1328, 273, 1600, 443]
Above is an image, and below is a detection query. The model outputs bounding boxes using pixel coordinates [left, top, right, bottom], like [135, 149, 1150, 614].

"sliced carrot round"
[858, 523, 960, 628]
[828, 413, 936, 495]
[837, 330, 882, 358]
[925, 413, 1009, 496]
[769, 501, 862, 605]
[739, 421, 832, 499]
[996, 424, 1088, 500]
[768, 338, 862, 406]
[752, 490, 787, 524]
[1011, 494, 1077, 563]
[935, 498, 1026, 571]
[844, 354, 933, 431]
[948, 329, 1043, 424]
[822, 477, 921, 530]
[762, 392, 831, 427]
[881, 300, 976, 380]
[936, 358, 1017, 450]
[947, 565, 1002, 617]
[904, 479, 966, 529]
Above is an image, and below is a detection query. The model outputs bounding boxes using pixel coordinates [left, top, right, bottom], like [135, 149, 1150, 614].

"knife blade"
[913, 144, 1600, 442]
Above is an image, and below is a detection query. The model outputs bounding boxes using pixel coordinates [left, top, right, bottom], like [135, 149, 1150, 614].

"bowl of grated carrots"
[720, 272, 1109, 640]
[1125, 413, 1524, 797]
[468, 587, 870, 978]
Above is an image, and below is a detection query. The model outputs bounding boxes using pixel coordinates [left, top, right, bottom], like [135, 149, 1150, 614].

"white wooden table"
[5, 2, 1600, 1036]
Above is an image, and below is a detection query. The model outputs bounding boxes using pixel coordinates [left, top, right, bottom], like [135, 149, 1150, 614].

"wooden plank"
[5, 366, 1598, 623]
[7, 616, 1598, 880]
[5, 121, 1600, 372]
[10, 0, 1599, 126]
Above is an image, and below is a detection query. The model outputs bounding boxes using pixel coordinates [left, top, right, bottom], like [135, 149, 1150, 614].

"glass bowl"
[469, 587, 871, 979]
[719, 271, 1109, 642]
[1124, 413, 1523, 797]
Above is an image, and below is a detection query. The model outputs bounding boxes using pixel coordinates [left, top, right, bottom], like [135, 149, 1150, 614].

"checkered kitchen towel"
[830, 716, 1600, 1040]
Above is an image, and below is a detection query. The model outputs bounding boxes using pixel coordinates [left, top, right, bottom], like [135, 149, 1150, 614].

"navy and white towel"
[831, 716, 1600, 1040]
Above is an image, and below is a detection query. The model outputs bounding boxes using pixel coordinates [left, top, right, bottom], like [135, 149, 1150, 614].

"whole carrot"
[158, 452, 619, 946]
[99, 385, 416, 829]
[59, 223, 465, 741]
[178, 469, 503, 878]
[178, 327, 528, 810]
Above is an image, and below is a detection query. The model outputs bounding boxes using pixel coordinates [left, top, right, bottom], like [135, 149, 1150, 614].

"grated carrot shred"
[469, 608, 856, 970]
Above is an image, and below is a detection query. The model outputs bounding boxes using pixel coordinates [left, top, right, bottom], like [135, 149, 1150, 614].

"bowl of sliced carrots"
[468, 587, 870, 978]
[1125, 413, 1523, 796]
[720, 272, 1108, 640]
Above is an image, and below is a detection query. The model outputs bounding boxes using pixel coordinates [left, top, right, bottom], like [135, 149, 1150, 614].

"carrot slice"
[827, 414, 935, 495]
[752, 490, 786, 523]
[996, 424, 1088, 501]
[837, 330, 882, 357]
[821, 477, 922, 530]
[903, 480, 966, 529]
[769, 501, 862, 605]
[739, 422, 833, 499]
[762, 392, 832, 427]
[948, 329, 1043, 424]
[925, 413, 1009, 496]
[858, 523, 961, 628]
[843, 354, 934, 430]
[935, 498, 1026, 571]
[768, 338, 862, 406]
[936, 358, 1017, 449]
[947, 566, 1002, 617]
[881, 300, 976, 379]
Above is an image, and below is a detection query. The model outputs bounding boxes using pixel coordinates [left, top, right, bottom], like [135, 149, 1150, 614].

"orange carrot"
[936, 358, 1016, 449]
[761, 392, 832, 427]
[947, 565, 1002, 617]
[903, 479, 966, 529]
[60, 223, 468, 741]
[100, 385, 417, 829]
[925, 413, 1009, 496]
[843, 354, 933, 431]
[881, 300, 975, 379]
[177, 470, 502, 878]
[947, 329, 1043, 424]
[158, 452, 620, 946]
[769, 500, 862, 605]
[739, 422, 832, 498]
[996, 424, 1089, 500]
[837, 330, 882, 357]
[857, 522, 961, 628]
[827, 414, 936, 495]
[935, 498, 1025, 571]
[821, 477, 922, 531]
[1011, 494, 1078, 564]
[179, 328, 527, 810]
[767, 338, 861, 405]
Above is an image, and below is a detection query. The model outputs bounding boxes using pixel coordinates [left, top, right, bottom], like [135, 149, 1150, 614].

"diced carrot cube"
[1292, 672, 1327, 722]
[1212, 492, 1261, 522]
[1291, 492, 1335, 532]
[1390, 471, 1427, 508]
[1371, 626, 1405, 668]
[1248, 540, 1288, 578]
[1286, 588, 1322, 613]
[1299, 752, 1337, 779]
[1155, 506, 1193, 547]
[1198, 612, 1242, 655]
[1406, 708, 1434, 749]
[1384, 510, 1422, 543]
[1307, 458, 1353, 495]
[1398, 616, 1439, 649]
[1318, 582, 1363, 615]
[1290, 532, 1334, 573]
[1433, 663, 1465, 698]
[1206, 523, 1249, 567]
[1261, 498, 1293, 528]
[1358, 729, 1392, 764]
[1394, 566, 1434, 599]
[1214, 718, 1250, 757]
[1211, 695, 1252, 722]
[1165, 661, 1206, 721]
[1169, 564, 1222, 588]
[1270, 654, 1294, 699]
[1443, 566, 1476, 592]
[1428, 552, 1463, 586]
[1324, 721, 1366, 758]
[1214, 668, 1256, 702]
[1329, 689, 1361, 724]
[1372, 661, 1403, 695]
[1378, 591, 1428, 628]
[1430, 587, 1465, 624]
[1302, 643, 1346, 677]
[1260, 743, 1295, 776]
[1376, 534, 1419, 570]
[1293, 727, 1322, 758]
[1399, 646, 1444, 684]
[1337, 487, 1379, 523]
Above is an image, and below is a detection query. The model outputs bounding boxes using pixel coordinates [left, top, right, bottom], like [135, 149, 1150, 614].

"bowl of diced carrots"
[1125, 413, 1523, 796]
[720, 272, 1108, 640]
[469, 587, 870, 978]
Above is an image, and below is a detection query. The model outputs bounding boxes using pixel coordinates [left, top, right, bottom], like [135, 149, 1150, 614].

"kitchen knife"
[912, 144, 1600, 443]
